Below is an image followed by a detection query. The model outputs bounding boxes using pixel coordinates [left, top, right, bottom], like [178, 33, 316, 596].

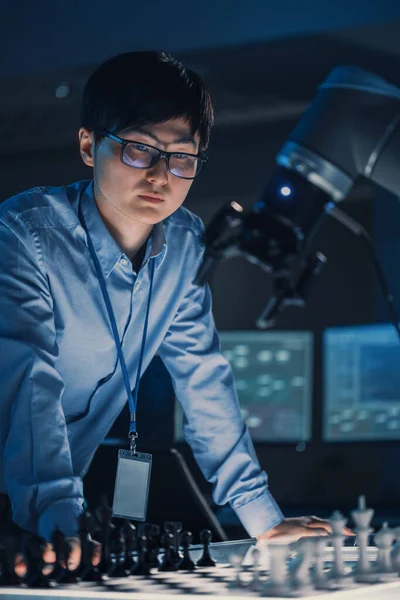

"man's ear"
[78, 128, 95, 168]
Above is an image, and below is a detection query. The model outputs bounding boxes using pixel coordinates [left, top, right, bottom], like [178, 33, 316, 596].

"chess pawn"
[196, 529, 216, 567]
[229, 553, 243, 588]
[262, 542, 292, 597]
[177, 531, 195, 571]
[328, 510, 349, 587]
[351, 495, 378, 583]
[373, 522, 397, 582]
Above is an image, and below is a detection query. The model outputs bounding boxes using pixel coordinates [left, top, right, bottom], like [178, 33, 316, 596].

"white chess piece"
[262, 542, 292, 597]
[250, 546, 262, 591]
[328, 510, 350, 588]
[373, 522, 397, 581]
[289, 537, 316, 592]
[312, 536, 335, 590]
[390, 527, 400, 573]
[351, 495, 379, 583]
[229, 553, 244, 588]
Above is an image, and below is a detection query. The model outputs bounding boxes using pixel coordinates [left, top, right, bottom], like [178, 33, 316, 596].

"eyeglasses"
[98, 130, 209, 180]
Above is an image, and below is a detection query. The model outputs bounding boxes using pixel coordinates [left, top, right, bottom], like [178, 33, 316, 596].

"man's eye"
[133, 143, 150, 152]
[174, 153, 190, 160]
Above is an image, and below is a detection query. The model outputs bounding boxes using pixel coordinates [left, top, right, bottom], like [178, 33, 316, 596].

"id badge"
[112, 449, 152, 521]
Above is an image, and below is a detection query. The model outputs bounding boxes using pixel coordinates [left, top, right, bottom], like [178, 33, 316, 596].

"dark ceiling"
[0, 21, 400, 161]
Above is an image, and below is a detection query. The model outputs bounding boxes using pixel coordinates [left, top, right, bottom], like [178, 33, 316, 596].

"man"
[0, 50, 343, 571]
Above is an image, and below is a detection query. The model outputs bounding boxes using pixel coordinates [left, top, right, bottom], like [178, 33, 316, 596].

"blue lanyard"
[78, 198, 155, 450]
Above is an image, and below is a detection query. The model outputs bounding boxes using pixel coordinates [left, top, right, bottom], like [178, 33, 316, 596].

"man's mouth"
[138, 194, 165, 204]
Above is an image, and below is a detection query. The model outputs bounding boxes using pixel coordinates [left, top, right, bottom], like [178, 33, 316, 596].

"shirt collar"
[80, 181, 167, 278]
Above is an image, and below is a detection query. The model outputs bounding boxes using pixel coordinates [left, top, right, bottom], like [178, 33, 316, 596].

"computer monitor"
[174, 330, 313, 443]
[323, 323, 400, 441]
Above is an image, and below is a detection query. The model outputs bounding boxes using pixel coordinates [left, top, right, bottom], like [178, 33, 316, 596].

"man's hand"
[14, 536, 101, 577]
[257, 516, 355, 543]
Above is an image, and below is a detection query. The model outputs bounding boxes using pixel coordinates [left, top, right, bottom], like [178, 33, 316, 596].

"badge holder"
[112, 448, 152, 521]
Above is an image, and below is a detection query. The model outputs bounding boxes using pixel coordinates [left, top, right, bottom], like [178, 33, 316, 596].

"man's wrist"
[232, 491, 284, 538]
[38, 498, 84, 541]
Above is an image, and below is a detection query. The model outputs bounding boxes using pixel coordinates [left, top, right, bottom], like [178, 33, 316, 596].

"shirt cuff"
[38, 498, 84, 541]
[232, 491, 285, 537]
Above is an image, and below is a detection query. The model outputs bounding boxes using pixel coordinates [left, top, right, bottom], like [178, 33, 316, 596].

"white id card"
[112, 449, 152, 521]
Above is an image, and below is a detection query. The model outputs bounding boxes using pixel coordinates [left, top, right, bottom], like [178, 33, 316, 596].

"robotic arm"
[195, 66, 400, 328]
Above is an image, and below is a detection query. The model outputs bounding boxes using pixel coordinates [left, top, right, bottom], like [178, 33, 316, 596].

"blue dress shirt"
[0, 180, 284, 540]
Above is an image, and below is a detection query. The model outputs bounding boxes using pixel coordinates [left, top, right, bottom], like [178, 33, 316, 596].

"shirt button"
[120, 258, 128, 266]
[135, 282, 141, 290]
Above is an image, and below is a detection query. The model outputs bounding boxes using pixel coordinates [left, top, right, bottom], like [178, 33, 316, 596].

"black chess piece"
[77, 511, 103, 582]
[49, 529, 69, 582]
[22, 533, 52, 588]
[159, 532, 178, 572]
[196, 529, 216, 567]
[101, 520, 116, 576]
[131, 534, 151, 576]
[122, 521, 137, 573]
[177, 531, 196, 571]
[56, 535, 80, 584]
[140, 523, 160, 568]
[164, 521, 182, 563]
[97, 498, 113, 576]
[0, 529, 21, 586]
[108, 521, 129, 577]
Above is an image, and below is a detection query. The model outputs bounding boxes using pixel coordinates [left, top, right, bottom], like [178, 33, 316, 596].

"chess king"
[0, 50, 350, 572]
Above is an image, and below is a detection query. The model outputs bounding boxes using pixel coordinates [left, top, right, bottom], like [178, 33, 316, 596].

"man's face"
[79, 117, 201, 225]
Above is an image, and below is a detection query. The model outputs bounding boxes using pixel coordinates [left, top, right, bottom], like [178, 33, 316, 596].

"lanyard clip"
[129, 431, 138, 455]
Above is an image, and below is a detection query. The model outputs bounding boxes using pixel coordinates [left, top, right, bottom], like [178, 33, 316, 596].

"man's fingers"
[306, 520, 332, 533]
[43, 543, 56, 564]
[14, 553, 27, 578]
[60, 537, 81, 571]
[67, 546, 81, 571]
[302, 527, 330, 537]
[306, 518, 355, 537]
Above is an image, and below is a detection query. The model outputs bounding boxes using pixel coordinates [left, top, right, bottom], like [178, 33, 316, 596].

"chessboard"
[1, 557, 400, 600]
[1, 543, 400, 599]
[1, 496, 400, 599]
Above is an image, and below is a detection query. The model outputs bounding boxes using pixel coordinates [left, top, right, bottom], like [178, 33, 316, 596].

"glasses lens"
[169, 154, 201, 179]
[123, 143, 157, 168]
[123, 144, 202, 179]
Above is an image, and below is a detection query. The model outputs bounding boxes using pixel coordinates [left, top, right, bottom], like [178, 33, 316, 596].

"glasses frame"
[98, 129, 209, 180]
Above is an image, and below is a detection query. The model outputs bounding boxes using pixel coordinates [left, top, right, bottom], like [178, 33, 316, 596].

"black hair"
[81, 50, 214, 152]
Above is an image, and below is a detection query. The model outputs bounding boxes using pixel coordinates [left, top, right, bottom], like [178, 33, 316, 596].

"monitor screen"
[174, 330, 313, 443]
[323, 323, 400, 441]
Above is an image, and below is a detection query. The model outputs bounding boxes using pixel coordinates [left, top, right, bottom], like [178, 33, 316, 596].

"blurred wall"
[2, 0, 400, 76]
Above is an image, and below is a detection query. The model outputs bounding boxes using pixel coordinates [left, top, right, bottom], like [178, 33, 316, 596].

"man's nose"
[146, 156, 168, 183]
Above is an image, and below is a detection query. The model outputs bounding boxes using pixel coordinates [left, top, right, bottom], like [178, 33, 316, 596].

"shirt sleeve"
[157, 228, 284, 537]
[0, 213, 84, 540]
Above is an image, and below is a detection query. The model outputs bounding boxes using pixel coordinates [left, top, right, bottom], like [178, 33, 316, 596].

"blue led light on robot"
[280, 186, 292, 197]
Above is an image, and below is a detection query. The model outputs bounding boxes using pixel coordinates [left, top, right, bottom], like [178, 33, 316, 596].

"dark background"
[2, 0, 400, 537]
